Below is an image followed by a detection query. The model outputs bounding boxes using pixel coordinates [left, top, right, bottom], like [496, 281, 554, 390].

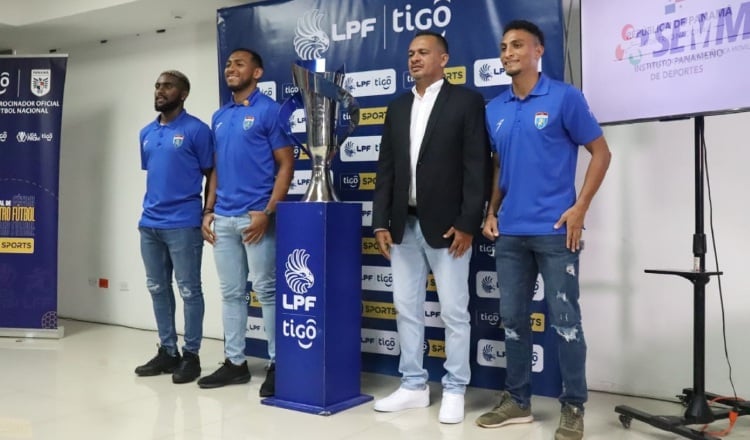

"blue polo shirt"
[486, 74, 602, 235]
[212, 88, 291, 215]
[139, 110, 214, 228]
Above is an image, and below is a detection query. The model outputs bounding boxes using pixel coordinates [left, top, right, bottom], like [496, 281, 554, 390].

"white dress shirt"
[408, 79, 444, 206]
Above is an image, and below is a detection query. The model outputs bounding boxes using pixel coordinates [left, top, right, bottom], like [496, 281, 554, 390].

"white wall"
[57, 22, 226, 339]
[50, 8, 749, 400]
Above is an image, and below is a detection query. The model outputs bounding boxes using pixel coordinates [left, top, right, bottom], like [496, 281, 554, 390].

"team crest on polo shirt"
[243, 115, 255, 130]
[172, 134, 184, 147]
[534, 112, 549, 129]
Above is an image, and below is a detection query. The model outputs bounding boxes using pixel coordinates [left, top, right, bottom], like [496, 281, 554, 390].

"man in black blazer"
[372, 31, 490, 424]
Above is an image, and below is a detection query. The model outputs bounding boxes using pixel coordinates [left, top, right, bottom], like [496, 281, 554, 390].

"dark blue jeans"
[495, 234, 587, 409]
[139, 227, 205, 355]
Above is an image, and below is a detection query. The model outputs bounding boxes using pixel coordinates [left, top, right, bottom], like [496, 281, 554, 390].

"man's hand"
[443, 227, 473, 258]
[482, 214, 499, 241]
[375, 230, 393, 260]
[202, 213, 216, 244]
[242, 211, 270, 244]
[554, 204, 586, 252]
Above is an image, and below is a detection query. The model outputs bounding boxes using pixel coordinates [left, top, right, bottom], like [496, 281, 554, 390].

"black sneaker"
[259, 363, 275, 397]
[135, 346, 181, 376]
[172, 351, 201, 384]
[197, 359, 251, 389]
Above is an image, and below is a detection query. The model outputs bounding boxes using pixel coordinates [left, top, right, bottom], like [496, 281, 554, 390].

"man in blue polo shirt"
[135, 70, 213, 384]
[198, 48, 294, 397]
[475, 21, 611, 440]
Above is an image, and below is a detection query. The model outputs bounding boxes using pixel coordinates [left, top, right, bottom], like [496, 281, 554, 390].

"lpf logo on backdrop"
[288, 169, 312, 195]
[30, 69, 51, 97]
[477, 340, 544, 372]
[293, 2, 454, 59]
[343, 69, 396, 97]
[473, 58, 542, 88]
[340, 136, 381, 162]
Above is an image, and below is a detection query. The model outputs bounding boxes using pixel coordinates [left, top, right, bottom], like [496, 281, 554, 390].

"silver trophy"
[291, 62, 359, 201]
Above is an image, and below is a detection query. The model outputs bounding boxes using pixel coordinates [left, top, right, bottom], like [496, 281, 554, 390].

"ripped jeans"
[495, 234, 587, 409]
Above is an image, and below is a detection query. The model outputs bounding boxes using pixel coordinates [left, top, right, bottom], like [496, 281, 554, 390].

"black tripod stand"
[614, 116, 750, 439]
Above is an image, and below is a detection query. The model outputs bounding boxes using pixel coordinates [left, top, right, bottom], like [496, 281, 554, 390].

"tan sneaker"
[555, 404, 584, 440]
[475, 391, 533, 428]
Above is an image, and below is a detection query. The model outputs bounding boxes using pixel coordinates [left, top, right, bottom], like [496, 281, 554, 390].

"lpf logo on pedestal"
[281, 249, 319, 349]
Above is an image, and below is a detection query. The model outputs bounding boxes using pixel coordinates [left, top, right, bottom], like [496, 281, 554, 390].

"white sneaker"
[438, 392, 464, 424]
[373, 386, 430, 412]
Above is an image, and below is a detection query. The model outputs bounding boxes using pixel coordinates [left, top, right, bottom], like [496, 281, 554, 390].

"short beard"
[228, 78, 254, 92]
[155, 99, 180, 113]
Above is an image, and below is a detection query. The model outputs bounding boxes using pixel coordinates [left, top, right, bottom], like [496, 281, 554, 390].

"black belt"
[407, 206, 418, 217]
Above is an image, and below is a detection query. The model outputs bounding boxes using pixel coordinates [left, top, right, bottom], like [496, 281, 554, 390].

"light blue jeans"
[212, 214, 276, 365]
[390, 216, 472, 394]
[495, 234, 587, 409]
[139, 226, 205, 355]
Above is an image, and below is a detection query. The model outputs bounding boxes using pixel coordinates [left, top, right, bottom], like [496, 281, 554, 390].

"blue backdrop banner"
[218, 0, 565, 396]
[0, 55, 67, 334]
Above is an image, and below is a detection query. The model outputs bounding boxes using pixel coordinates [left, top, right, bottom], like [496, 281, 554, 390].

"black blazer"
[372, 80, 491, 248]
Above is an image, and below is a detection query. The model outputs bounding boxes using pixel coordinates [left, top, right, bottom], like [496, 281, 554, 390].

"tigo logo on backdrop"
[282, 317, 318, 349]
[473, 58, 542, 87]
[340, 172, 376, 190]
[427, 339, 446, 358]
[257, 81, 277, 101]
[0, 72, 10, 96]
[533, 274, 544, 301]
[361, 328, 400, 355]
[340, 136, 381, 162]
[476, 271, 498, 298]
[359, 107, 387, 125]
[424, 301, 444, 328]
[477, 339, 506, 367]
[282, 249, 317, 313]
[476, 310, 501, 328]
[362, 301, 397, 320]
[245, 316, 266, 340]
[293, 145, 310, 160]
[30, 69, 51, 97]
[343, 69, 397, 97]
[362, 265, 393, 292]
[532, 344, 544, 372]
[288, 170, 312, 195]
[362, 237, 380, 255]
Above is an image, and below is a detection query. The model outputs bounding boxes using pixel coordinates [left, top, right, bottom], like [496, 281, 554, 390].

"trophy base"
[302, 176, 339, 202]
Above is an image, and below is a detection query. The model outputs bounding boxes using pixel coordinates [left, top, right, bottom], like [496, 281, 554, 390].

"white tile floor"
[0, 319, 747, 440]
